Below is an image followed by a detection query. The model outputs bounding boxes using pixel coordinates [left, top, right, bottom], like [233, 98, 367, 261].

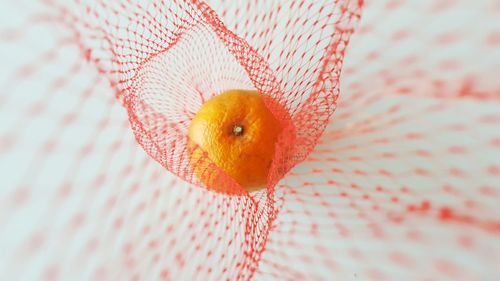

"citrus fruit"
[188, 89, 283, 194]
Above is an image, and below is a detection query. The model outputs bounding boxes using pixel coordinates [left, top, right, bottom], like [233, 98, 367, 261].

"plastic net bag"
[1, 0, 499, 280]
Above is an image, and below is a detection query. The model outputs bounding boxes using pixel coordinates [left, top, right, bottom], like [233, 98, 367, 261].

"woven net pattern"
[1, 0, 500, 280]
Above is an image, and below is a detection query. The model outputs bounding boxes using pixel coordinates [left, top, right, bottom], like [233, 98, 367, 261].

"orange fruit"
[188, 89, 283, 194]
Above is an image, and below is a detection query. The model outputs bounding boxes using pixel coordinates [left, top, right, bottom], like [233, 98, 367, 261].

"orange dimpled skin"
[188, 89, 283, 194]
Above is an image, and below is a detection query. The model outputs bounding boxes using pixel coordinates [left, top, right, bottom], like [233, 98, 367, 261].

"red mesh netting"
[1, 0, 500, 280]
